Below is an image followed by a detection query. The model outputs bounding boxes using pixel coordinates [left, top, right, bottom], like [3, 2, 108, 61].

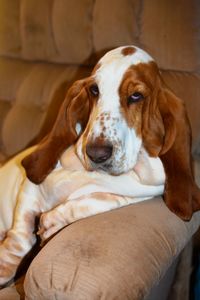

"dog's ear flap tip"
[21, 155, 31, 176]
[165, 198, 192, 222]
[173, 185, 200, 221]
[21, 154, 47, 185]
[23, 168, 48, 185]
[21, 155, 30, 169]
[26, 173, 44, 185]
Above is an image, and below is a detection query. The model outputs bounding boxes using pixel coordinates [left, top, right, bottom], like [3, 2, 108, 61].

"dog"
[0, 45, 199, 287]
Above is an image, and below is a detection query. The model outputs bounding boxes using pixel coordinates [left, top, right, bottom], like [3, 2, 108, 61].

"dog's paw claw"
[39, 211, 66, 242]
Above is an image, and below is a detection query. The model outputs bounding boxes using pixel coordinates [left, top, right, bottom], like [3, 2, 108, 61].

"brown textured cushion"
[0, 57, 31, 101]
[0, 0, 200, 70]
[24, 198, 200, 300]
[0, 276, 25, 300]
[0, 0, 94, 64]
[0, 1, 21, 59]
[93, 0, 140, 54]
[140, 0, 200, 71]
[0, 286, 20, 300]
[162, 71, 200, 148]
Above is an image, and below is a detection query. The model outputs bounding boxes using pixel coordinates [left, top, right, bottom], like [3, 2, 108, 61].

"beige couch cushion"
[162, 71, 200, 148]
[140, 0, 200, 72]
[0, 286, 20, 300]
[93, 0, 140, 54]
[24, 197, 200, 300]
[0, 0, 94, 64]
[0, 57, 31, 101]
[0, 1, 21, 59]
[1, 0, 199, 71]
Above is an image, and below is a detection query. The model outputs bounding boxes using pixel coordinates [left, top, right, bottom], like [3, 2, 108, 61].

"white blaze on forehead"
[94, 46, 154, 111]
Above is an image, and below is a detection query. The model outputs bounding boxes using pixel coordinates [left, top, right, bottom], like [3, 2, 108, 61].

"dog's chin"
[105, 165, 134, 176]
[83, 159, 136, 176]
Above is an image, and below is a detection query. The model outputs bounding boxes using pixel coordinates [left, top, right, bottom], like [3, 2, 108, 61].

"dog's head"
[76, 46, 176, 175]
[22, 46, 200, 220]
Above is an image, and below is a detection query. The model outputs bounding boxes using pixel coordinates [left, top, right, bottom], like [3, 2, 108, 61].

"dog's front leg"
[39, 193, 150, 242]
[0, 180, 43, 287]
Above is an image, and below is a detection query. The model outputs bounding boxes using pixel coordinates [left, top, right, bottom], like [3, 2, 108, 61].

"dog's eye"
[89, 84, 99, 97]
[127, 92, 144, 105]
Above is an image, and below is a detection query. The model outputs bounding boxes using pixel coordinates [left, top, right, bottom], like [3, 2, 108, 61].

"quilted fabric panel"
[140, 0, 200, 72]
[0, 0, 94, 64]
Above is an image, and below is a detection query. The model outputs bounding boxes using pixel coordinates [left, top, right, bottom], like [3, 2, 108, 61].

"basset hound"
[0, 45, 199, 287]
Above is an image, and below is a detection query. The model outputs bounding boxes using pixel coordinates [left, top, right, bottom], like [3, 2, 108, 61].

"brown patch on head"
[121, 47, 136, 56]
[119, 61, 159, 137]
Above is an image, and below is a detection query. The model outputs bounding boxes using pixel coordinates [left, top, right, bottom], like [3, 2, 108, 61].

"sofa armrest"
[24, 197, 200, 300]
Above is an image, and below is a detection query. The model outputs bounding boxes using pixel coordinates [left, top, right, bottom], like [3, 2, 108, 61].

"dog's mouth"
[82, 158, 112, 173]
[83, 155, 135, 176]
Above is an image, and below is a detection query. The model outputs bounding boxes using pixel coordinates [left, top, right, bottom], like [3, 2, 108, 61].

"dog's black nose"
[86, 142, 113, 164]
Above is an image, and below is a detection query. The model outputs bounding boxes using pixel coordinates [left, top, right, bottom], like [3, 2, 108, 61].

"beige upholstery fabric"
[93, 0, 140, 54]
[0, 1, 21, 59]
[0, 0, 94, 64]
[24, 198, 200, 300]
[0, 286, 20, 300]
[167, 241, 193, 300]
[0, 0, 200, 70]
[162, 71, 200, 147]
[0, 276, 24, 300]
[141, 0, 200, 72]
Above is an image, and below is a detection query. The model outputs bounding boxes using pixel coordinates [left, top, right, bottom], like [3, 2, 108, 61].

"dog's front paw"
[38, 210, 67, 242]
[0, 260, 17, 288]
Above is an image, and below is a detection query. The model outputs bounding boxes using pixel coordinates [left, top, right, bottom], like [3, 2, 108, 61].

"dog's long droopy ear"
[159, 87, 200, 220]
[22, 79, 91, 184]
[143, 80, 200, 221]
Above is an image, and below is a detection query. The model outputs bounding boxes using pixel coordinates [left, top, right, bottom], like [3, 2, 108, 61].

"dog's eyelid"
[89, 83, 99, 97]
[127, 92, 145, 105]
